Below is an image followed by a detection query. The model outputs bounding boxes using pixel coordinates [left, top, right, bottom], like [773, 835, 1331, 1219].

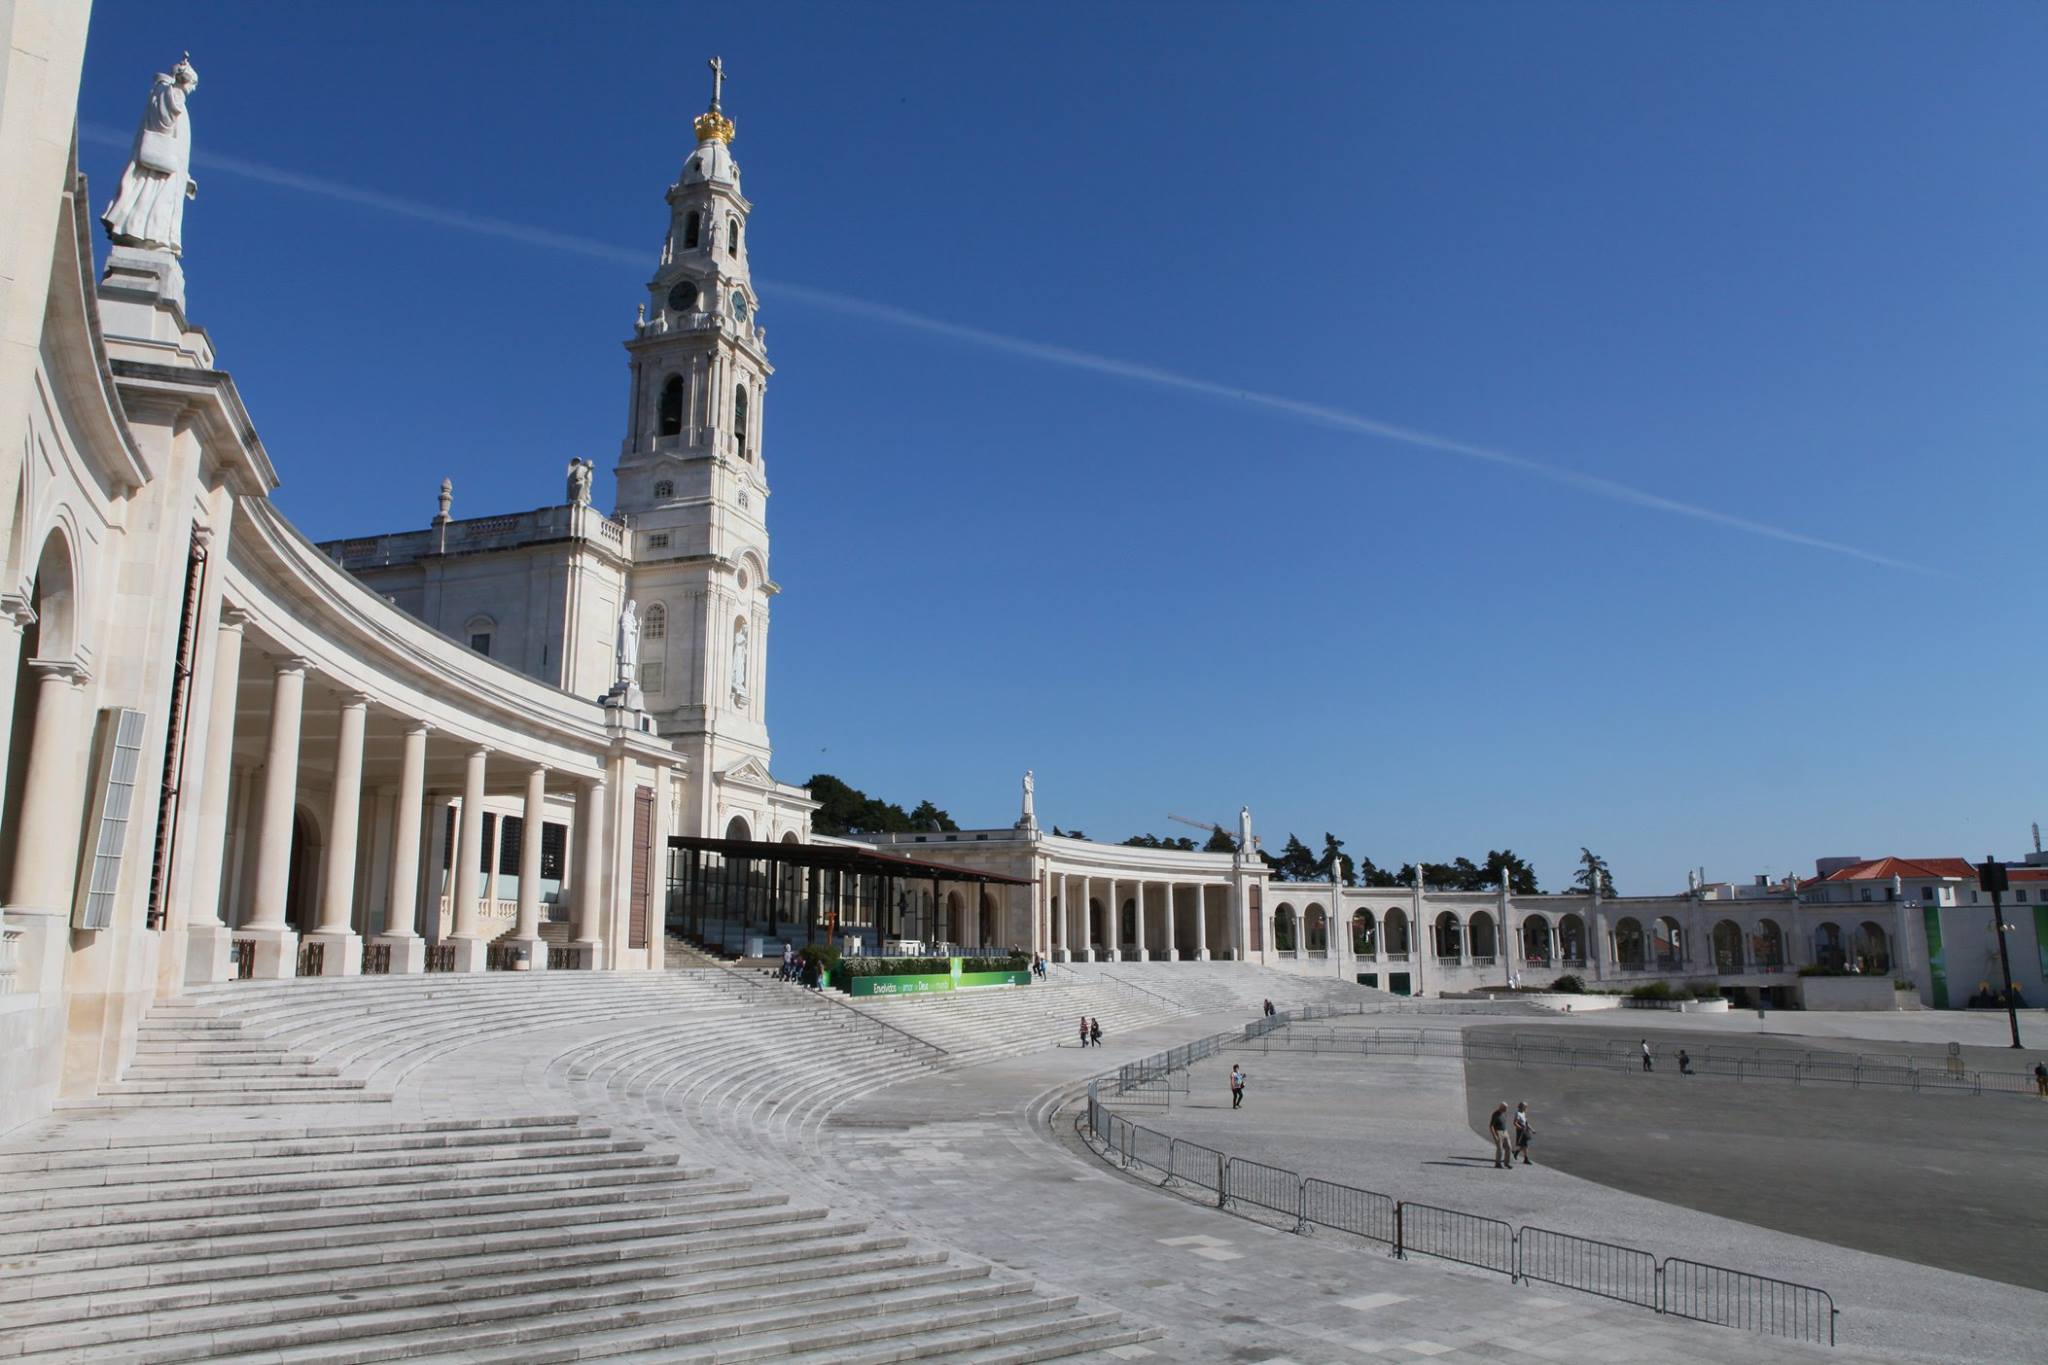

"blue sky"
[79, 3, 2045, 892]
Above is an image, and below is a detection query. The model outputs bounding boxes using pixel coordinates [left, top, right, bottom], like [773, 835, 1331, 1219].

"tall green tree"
[1263, 833, 1322, 882]
[1122, 833, 1197, 850]
[1482, 849, 1540, 894]
[1202, 827, 1237, 854]
[1571, 847, 1616, 897]
[906, 800, 958, 833]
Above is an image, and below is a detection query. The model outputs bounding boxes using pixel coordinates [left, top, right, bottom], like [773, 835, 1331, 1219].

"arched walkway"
[1433, 910, 1462, 962]
[1558, 913, 1586, 966]
[1711, 918, 1744, 974]
[1853, 920, 1891, 974]
[1382, 907, 1409, 960]
[1304, 904, 1328, 956]
[1272, 904, 1297, 955]
[1521, 913, 1551, 967]
[1815, 921, 1845, 970]
[1468, 910, 1497, 964]
[1351, 909, 1376, 956]
[1752, 917, 1786, 969]
[1613, 916, 1645, 971]
[1654, 915, 1684, 970]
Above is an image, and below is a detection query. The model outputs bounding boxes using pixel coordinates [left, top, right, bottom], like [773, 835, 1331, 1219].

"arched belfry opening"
[658, 375, 684, 437]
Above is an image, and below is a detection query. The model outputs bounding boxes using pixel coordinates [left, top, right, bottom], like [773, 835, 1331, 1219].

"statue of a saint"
[103, 55, 200, 255]
[1238, 806, 1253, 857]
[566, 458, 593, 506]
[1022, 769, 1035, 817]
[616, 600, 640, 683]
[731, 619, 749, 695]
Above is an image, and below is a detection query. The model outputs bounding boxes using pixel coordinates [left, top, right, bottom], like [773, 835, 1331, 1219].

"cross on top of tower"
[708, 56, 725, 113]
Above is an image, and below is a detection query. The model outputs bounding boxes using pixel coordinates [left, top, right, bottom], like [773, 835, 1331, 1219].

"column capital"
[191, 523, 218, 551]
[527, 761, 550, 779]
[404, 718, 434, 737]
[219, 604, 254, 631]
[272, 655, 312, 677]
[0, 594, 36, 629]
[467, 742, 492, 757]
[27, 657, 89, 687]
[339, 691, 374, 711]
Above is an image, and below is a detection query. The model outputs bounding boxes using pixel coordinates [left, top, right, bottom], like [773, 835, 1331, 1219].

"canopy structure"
[665, 836, 1031, 958]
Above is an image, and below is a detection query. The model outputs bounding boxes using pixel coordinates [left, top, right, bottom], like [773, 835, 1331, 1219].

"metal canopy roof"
[666, 835, 1033, 886]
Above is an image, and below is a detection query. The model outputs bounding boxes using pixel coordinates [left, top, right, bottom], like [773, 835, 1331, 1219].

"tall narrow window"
[643, 603, 666, 640]
[652, 479, 674, 499]
[683, 211, 700, 249]
[728, 217, 740, 254]
[733, 384, 750, 457]
[658, 375, 684, 436]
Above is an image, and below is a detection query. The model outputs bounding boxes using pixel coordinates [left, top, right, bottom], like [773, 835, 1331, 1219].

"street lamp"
[1975, 856, 2023, 1050]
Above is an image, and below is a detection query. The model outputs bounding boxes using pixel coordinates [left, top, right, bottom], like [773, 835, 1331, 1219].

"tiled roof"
[1799, 856, 1978, 889]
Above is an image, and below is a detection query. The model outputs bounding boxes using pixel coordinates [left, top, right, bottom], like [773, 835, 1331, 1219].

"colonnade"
[1045, 871, 1229, 962]
[186, 613, 611, 981]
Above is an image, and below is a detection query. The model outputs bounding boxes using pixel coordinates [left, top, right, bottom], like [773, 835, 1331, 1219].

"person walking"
[2034, 1061, 2047, 1098]
[1230, 1064, 1246, 1109]
[1678, 1049, 1694, 1077]
[1089, 1017, 1103, 1048]
[1488, 1102, 1512, 1169]
[1640, 1039, 1654, 1073]
[1512, 1101, 1533, 1165]
[1263, 999, 1275, 1018]
[1078, 1016, 1090, 1048]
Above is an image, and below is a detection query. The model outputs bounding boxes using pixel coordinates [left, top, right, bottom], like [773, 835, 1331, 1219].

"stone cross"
[708, 56, 725, 111]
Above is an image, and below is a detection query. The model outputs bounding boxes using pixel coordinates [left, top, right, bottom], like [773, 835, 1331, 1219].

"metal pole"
[1991, 884, 2021, 1049]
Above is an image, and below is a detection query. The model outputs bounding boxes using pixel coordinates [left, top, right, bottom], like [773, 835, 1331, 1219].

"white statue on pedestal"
[566, 458, 593, 506]
[103, 55, 200, 255]
[1238, 806, 1254, 859]
[616, 600, 640, 684]
[731, 619, 749, 696]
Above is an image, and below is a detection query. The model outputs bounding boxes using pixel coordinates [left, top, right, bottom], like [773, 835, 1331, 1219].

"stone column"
[501, 764, 550, 970]
[447, 744, 490, 971]
[7, 660, 91, 913]
[1163, 883, 1178, 961]
[376, 720, 430, 973]
[1104, 878, 1121, 962]
[183, 608, 248, 983]
[572, 777, 606, 968]
[245, 658, 310, 979]
[0, 597, 39, 830]
[1196, 884, 1211, 961]
[1133, 882, 1149, 962]
[306, 692, 371, 975]
[1080, 876, 1096, 962]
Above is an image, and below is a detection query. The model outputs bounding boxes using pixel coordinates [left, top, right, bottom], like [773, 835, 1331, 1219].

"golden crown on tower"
[695, 55, 735, 143]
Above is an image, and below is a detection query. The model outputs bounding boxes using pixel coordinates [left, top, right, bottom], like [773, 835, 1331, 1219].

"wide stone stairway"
[0, 971, 1157, 1362]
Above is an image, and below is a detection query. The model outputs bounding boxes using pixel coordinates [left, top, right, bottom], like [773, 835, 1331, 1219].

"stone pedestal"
[301, 930, 362, 976]
[447, 936, 489, 972]
[494, 936, 549, 972]
[1195, 949, 1211, 961]
[240, 926, 298, 981]
[571, 939, 606, 971]
[1129, 949, 1149, 962]
[375, 934, 426, 974]
[183, 921, 236, 985]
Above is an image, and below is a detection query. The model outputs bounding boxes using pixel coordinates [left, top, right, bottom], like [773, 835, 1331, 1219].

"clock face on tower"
[667, 279, 699, 312]
[728, 291, 750, 324]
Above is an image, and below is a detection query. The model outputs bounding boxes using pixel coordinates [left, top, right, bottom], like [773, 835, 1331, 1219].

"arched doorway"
[943, 890, 965, 946]
[1304, 904, 1328, 955]
[1654, 916, 1684, 969]
[1351, 909, 1376, 956]
[723, 815, 751, 841]
[1521, 913, 1551, 966]
[1853, 921, 1891, 974]
[1433, 911, 1462, 961]
[1613, 917, 1645, 971]
[1272, 904, 1297, 955]
[284, 807, 322, 933]
[1382, 907, 1410, 959]
[1558, 913, 1586, 965]
[980, 891, 998, 949]
[1752, 917, 1786, 968]
[1711, 919, 1744, 973]
[1468, 911, 1497, 963]
[1815, 921, 1845, 970]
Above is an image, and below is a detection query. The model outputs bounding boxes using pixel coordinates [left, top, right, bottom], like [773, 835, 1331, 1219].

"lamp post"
[1976, 856, 2022, 1049]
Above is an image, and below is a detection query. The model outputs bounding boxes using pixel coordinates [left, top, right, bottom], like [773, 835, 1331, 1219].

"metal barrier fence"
[1518, 1225, 1658, 1310]
[1397, 1200, 1515, 1277]
[1084, 1042, 1839, 1347]
[1302, 1177, 1396, 1246]
[1664, 1257, 1836, 1346]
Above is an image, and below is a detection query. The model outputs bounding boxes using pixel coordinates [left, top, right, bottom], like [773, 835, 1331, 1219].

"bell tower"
[615, 56, 775, 777]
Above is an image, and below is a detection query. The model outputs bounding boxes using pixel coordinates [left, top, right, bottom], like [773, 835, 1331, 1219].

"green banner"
[848, 969, 1031, 998]
[2034, 906, 2048, 987]
[1922, 906, 1947, 1010]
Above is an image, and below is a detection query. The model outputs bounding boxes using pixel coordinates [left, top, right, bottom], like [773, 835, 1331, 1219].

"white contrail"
[77, 125, 1939, 576]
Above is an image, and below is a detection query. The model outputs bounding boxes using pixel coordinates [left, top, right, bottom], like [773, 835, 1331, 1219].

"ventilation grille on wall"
[75, 708, 148, 931]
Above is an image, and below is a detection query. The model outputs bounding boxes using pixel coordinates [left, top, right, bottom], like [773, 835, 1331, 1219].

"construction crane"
[1167, 812, 1257, 853]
